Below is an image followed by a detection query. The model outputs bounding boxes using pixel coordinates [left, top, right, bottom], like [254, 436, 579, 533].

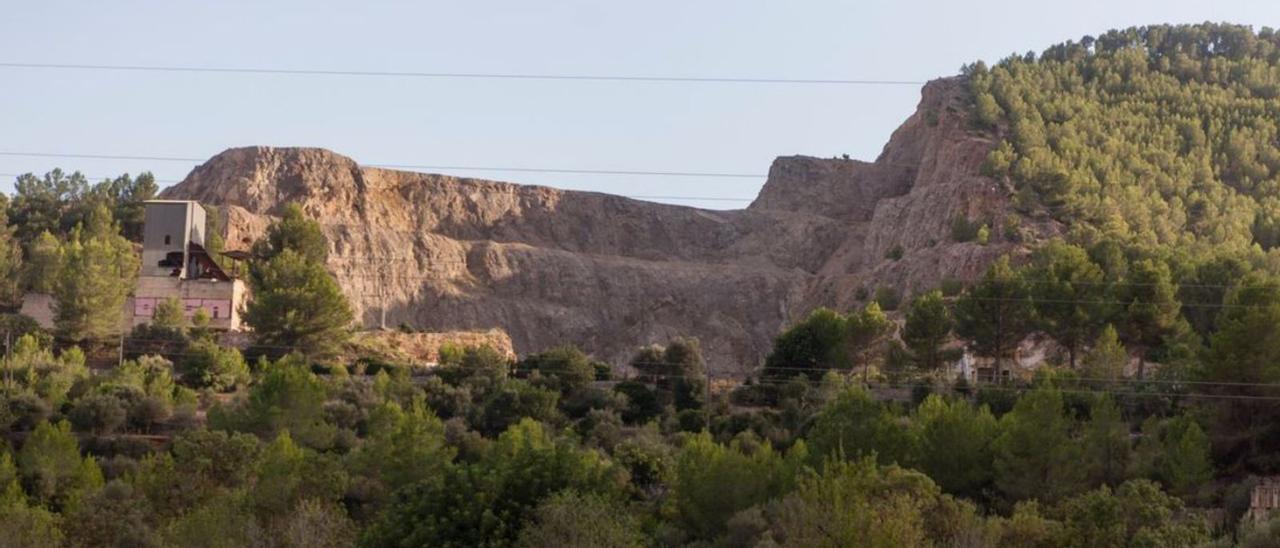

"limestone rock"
[161, 77, 1029, 375]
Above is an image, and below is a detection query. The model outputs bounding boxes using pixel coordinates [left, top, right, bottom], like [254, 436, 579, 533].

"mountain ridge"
[161, 76, 1019, 373]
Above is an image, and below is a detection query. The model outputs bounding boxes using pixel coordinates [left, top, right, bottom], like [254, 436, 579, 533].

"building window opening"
[164, 235, 171, 245]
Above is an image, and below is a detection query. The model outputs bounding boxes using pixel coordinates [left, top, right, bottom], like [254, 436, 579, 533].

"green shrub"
[950, 216, 981, 242]
[873, 287, 901, 311]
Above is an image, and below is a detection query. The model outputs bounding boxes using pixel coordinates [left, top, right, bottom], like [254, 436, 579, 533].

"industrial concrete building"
[141, 200, 207, 278]
[130, 200, 246, 331]
[22, 199, 248, 332]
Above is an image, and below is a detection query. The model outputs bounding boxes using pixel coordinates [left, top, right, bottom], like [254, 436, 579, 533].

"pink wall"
[134, 297, 233, 320]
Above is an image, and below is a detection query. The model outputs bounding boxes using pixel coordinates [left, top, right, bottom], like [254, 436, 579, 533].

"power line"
[0, 61, 928, 86]
[0, 172, 755, 204]
[369, 163, 761, 179]
[320, 276, 1280, 311]
[741, 375, 1280, 402]
[746, 362, 1280, 389]
[0, 151, 203, 163]
[102, 336, 1280, 401]
[0, 151, 766, 180]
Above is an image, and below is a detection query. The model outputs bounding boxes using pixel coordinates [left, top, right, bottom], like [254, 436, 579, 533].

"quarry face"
[163, 78, 1018, 374]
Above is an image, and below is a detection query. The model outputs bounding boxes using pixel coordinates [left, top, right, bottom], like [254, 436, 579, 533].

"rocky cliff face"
[162, 77, 1024, 374]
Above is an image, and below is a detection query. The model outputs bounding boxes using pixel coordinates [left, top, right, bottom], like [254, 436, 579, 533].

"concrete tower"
[141, 200, 207, 279]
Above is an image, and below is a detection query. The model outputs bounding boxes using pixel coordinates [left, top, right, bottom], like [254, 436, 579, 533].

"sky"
[2, 1, 1278, 209]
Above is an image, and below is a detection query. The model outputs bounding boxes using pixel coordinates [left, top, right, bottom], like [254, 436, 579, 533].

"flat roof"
[143, 199, 200, 204]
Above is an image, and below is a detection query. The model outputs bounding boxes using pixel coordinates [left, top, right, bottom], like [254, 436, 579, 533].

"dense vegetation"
[0, 173, 1272, 547]
[8, 21, 1280, 547]
[969, 23, 1280, 256]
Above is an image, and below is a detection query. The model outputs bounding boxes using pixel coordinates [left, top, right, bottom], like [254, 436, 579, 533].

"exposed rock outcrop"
[352, 329, 516, 366]
[162, 77, 1025, 374]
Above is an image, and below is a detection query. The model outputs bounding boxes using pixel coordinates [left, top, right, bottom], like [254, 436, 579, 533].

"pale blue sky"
[1, 1, 1277, 208]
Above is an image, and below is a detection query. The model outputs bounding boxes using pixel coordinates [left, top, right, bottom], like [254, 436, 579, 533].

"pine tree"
[244, 205, 351, 359]
[52, 205, 139, 342]
[1026, 241, 1109, 368]
[152, 296, 187, 333]
[0, 451, 25, 506]
[1082, 325, 1127, 380]
[762, 308, 848, 380]
[913, 394, 997, 498]
[22, 231, 62, 294]
[0, 198, 23, 308]
[631, 338, 707, 411]
[847, 302, 894, 383]
[243, 249, 352, 359]
[1119, 260, 1180, 377]
[1082, 395, 1131, 488]
[251, 203, 329, 266]
[993, 387, 1085, 502]
[955, 256, 1033, 381]
[903, 290, 954, 373]
[1134, 415, 1212, 498]
[17, 420, 103, 512]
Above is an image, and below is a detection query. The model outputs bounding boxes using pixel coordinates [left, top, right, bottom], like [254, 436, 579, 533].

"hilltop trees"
[10, 169, 157, 246]
[152, 297, 187, 333]
[243, 248, 353, 359]
[670, 432, 803, 540]
[347, 400, 454, 509]
[10, 169, 89, 245]
[806, 385, 917, 467]
[971, 23, 1280, 258]
[211, 354, 333, 449]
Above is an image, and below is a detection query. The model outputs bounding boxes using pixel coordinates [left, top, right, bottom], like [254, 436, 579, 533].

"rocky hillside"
[162, 77, 1024, 374]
